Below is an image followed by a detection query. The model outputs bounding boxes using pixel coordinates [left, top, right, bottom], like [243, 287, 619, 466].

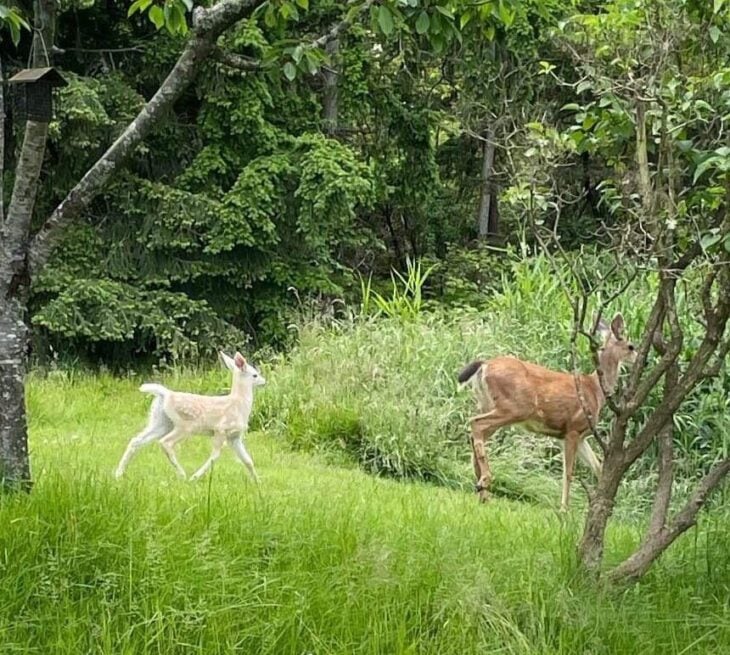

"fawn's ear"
[611, 313, 625, 339]
[234, 352, 246, 370]
[219, 351, 236, 371]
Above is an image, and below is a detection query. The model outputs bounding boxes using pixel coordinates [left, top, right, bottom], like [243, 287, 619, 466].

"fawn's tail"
[457, 360, 484, 385]
[139, 383, 169, 397]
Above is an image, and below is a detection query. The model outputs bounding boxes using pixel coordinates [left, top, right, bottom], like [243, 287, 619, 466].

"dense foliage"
[1, 0, 583, 361]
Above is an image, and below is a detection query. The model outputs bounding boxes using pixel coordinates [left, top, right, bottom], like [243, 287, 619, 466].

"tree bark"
[0, 299, 30, 489]
[322, 38, 339, 136]
[476, 127, 496, 239]
[577, 456, 625, 574]
[0, 55, 5, 224]
[0, 0, 56, 489]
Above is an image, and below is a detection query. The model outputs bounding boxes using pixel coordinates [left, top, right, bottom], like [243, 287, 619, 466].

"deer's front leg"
[561, 432, 580, 511]
[190, 432, 226, 481]
[228, 435, 259, 483]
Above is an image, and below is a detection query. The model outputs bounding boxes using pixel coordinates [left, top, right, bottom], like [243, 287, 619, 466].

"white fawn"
[115, 351, 265, 481]
[458, 313, 636, 511]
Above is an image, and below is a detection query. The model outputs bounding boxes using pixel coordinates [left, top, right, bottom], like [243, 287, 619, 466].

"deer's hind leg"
[115, 399, 173, 478]
[159, 428, 190, 479]
[469, 410, 516, 503]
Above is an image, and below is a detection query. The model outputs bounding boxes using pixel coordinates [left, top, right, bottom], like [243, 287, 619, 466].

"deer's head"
[219, 351, 266, 387]
[596, 313, 637, 367]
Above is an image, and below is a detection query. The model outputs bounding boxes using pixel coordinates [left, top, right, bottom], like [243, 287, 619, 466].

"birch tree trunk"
[476, 127, 496, 239]
[0, 0, 56, 489]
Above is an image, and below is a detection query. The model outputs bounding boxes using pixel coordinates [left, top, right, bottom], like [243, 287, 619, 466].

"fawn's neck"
[229, 373, 253, 404]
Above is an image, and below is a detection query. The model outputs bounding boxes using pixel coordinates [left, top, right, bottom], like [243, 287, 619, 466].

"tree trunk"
[0, 0, 56, 489]
[476, 127, 496, 239]
[0, 55, 5, 224]
[577, 454, 625, 573]
[0, 299, 30, 489]
[322, 38, 339, 136]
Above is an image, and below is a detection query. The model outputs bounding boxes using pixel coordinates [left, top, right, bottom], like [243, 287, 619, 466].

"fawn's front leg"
[228, 435, 259, 483]
[190, 432, 226, 481]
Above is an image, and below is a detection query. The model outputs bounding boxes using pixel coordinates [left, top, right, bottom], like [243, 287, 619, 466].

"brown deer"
[458, 313, 636, 511]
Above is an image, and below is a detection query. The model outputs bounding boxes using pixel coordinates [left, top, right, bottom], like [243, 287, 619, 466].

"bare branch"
[214, 48, 263, 71]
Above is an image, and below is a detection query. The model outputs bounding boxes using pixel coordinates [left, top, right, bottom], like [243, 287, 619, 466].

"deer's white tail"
[457, 360, 484, 385]
[139, 383, 169, 397]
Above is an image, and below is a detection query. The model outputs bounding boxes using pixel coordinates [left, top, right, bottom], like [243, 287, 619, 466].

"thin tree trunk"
[0, 299, 30, 489]
[477, 127, 496, 239]
[577, 454, 625, 573]
[322, 38, 339, 136]
[0, 55, 5, 224]
[0, 0, 56, 489]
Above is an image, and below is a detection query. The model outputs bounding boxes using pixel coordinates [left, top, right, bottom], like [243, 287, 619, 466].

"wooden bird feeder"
[8, 67, 67, 123]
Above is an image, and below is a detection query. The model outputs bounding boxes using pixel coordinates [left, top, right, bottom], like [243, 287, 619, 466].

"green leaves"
[127, 0, 153, 16]
[415, 11, 430, 35]
[149, 5, 165, 29]
[128, 0, 191, 36]
[283, 62, 296, 81]
[378, 5, 394, 36]
[0, 4, 30, 46]
[700, 228, 730, 254]
[693, 147, 730, 183]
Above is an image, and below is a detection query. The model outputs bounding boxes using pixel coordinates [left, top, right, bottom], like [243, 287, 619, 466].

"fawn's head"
[219, 351, 266, 387]
[596, 313, 637, 367]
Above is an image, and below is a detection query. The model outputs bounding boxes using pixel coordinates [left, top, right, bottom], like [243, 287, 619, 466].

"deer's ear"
[234, 352, 246, 370]
[219, 351, 236, 371]
[594, 314, 611, 341]
[611, 313, 625, 339]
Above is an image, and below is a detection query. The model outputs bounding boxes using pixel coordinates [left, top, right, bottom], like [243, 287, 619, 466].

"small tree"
[508, 0, 730, 581]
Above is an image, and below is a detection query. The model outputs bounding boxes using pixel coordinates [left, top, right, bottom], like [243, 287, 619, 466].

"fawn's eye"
[628, 344, 635, 351]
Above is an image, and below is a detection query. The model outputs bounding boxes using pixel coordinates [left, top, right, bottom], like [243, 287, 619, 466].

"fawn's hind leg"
[115, 402, 172, 478]
[158, 428, 189, 479]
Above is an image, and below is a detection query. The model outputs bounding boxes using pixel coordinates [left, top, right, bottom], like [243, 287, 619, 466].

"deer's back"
[164, 392, 249, 433]
[482, 356, 598, 435]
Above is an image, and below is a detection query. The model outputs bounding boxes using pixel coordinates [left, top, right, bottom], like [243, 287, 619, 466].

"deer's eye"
[628, 344, 635, 351]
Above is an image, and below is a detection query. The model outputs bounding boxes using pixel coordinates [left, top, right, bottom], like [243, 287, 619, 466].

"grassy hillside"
[0, 371, 726, 654]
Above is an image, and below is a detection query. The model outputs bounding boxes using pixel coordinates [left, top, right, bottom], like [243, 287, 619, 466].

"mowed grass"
[0, 371, 726, 654]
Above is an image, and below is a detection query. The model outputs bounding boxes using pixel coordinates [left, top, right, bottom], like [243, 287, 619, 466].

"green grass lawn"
[0, 371, 726, 654]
